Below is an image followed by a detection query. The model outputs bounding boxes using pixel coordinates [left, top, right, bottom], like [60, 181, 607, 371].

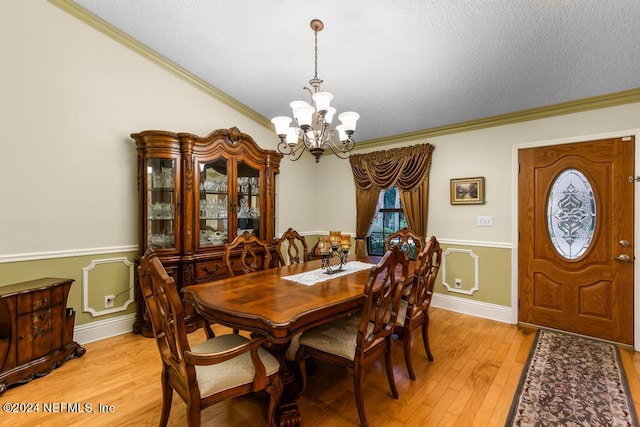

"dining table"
[183, 254, 414, 427]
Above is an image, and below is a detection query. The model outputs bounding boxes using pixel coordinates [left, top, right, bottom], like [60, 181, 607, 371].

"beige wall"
[1, 1, 639, 342]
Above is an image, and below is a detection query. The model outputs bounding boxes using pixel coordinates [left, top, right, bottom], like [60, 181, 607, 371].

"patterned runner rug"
[506, 329, 638, 426]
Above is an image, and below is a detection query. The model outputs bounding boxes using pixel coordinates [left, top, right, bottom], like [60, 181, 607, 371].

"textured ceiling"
[73, 0, 640, 143]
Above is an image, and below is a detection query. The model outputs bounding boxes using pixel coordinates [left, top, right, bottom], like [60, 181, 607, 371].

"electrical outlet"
[104, 295, 115, 308]
[477, 215, 493, 227]
[454, 278, 462, 288]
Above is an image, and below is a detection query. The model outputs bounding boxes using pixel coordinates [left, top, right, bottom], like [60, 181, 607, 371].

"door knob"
[619, 240, 630, 247]
[611, 254, 631, 262]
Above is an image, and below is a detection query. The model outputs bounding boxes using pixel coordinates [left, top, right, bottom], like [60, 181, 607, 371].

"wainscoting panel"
[82, 257, 135, 317]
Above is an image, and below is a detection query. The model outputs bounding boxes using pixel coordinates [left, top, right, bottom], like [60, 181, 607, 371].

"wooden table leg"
[262, 340, 303, 427]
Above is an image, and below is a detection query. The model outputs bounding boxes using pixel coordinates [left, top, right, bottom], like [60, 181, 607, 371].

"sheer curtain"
[349, 144, 435, 256]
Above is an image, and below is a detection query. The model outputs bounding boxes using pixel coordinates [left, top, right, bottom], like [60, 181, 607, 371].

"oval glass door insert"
[547, 168, 596, 259]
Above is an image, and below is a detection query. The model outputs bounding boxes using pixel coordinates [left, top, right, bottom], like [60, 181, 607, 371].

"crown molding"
[50, 1, 640, 150]
[356, 87, 640, 150]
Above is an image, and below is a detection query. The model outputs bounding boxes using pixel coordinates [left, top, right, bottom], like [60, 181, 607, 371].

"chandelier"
[271, 19, 359, 163]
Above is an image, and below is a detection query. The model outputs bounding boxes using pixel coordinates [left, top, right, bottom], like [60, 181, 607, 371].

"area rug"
[506, 329, 638, 426]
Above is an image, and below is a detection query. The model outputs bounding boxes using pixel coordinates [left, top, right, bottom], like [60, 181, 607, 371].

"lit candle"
[318, 236, 331, 254]
[340, 234, 351, 249]
[329, 231, 341, 248]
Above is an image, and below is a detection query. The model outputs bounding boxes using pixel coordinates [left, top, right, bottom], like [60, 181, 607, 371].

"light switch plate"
[477, 215, 493, 227]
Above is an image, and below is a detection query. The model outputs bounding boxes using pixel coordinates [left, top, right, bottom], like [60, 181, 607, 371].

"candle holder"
[320, 232, 351, 274]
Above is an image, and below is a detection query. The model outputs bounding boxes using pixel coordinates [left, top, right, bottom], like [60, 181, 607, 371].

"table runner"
[282, 261, 375, 286]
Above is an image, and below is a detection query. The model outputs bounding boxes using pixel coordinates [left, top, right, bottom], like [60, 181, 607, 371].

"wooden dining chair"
[384, 228, 424, 260]
[275, 227, 308, 266]
[394, 235, 442, 380]
[137, 249, 283, 427]
[224, 230, 271, 276]
[295, 246, 410, 427]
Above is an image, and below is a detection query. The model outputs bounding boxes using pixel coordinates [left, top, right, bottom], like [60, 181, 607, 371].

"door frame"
[511, 128, 640, 350]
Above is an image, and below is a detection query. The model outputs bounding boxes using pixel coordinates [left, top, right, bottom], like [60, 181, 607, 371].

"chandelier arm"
[277, 138, 307, 156]
[303, 86, 314, 98]
[325, 143, 354, 159]
[325, 136, 355, 155]
[287, 146, 307, 162]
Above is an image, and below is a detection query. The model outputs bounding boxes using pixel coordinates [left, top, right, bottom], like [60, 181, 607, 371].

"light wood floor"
[4, 308, 640, 426]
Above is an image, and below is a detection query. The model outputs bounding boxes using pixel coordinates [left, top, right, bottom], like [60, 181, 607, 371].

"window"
[367, 187, 407, 256]
[547, 168, 596, 259]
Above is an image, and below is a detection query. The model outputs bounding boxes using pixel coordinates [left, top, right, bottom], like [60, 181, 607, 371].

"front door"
[518, 136, 634, 344]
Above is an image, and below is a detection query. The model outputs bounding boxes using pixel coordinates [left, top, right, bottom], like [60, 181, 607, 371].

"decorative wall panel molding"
[82, 257, 134, 317]
[441, 248, 480, 295]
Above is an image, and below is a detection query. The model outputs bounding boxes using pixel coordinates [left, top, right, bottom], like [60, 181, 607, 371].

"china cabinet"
[0, 278, 85, 394]
[132, 127, 282, 336]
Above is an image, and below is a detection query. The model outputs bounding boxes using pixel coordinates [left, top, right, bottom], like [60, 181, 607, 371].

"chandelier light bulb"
[312, 91, 333, 112]
[290, 101, 315, 128]
[335, 124, 348, 142]
[338, 111, 360, 132]
[271, 116, 292, 136]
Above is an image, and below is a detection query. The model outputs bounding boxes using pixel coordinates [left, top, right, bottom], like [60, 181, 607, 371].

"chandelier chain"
[314, 27, 319, 82]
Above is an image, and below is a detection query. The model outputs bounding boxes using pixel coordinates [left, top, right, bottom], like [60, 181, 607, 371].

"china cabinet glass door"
[199, 158, 229, 248]
[236, 161, 261, 239]
[147, 159, 176, 249]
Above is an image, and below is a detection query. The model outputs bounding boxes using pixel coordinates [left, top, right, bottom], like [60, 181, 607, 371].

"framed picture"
[450, 177, 485, 205]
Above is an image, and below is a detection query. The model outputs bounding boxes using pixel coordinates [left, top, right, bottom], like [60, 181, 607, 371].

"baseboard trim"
[432, 293, 514, 324]
[74, 313, 136, 345]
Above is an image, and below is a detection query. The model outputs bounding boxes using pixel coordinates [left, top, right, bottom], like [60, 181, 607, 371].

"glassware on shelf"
[161, 167, 174, 188]
[149, 202, 175, 219]
[199, 198, 227, 219]
[202, 175, 227, 192]
[149, 233, 175, 248]
[152, 170, 162, 188]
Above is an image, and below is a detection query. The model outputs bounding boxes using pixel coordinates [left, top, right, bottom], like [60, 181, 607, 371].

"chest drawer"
[16, 288, 55, 314]
[194, 259, 228, 281]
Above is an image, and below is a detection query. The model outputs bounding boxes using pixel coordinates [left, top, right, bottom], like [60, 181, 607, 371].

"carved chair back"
[276, 228, 309, 266]
[384, 228, 424, 260]
[407, 235, 442, 316]
[359, 245, 410, 352]
[138, 249, 191, 386]
[395, 235, 442, 380]
[224, 231, 271, 276]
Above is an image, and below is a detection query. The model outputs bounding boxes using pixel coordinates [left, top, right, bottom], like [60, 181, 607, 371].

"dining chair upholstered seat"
[138, 249, 282, 427]
[384, 228, 424, 260]
[191, 334, 280, 397]
[295, 246, 410, 427]
[276, 227, 309, 266]
[393, 235, 442, 380]
[295, 315, 375, 360]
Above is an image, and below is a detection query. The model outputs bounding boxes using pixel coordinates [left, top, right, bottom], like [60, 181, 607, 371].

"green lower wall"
[0, 251, 138, 326]
[0, 240, 511, 329]
[436, 244, 511, 307]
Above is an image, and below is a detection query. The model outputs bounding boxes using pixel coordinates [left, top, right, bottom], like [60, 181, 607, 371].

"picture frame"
[450, 177, 485, 205]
